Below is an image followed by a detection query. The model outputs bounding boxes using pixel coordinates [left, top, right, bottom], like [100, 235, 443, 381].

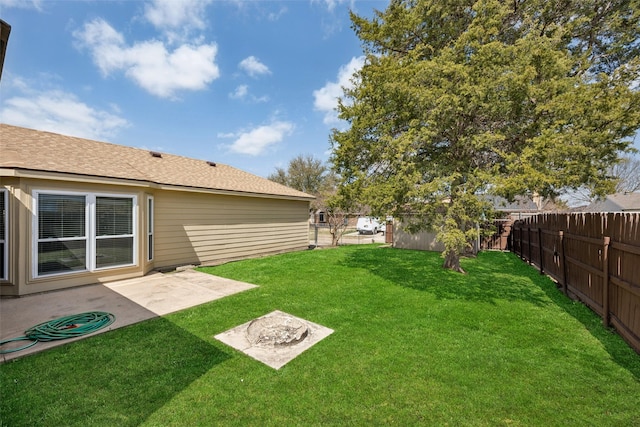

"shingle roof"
[584, 192, 640, 212]
[0, 124, 314, 200]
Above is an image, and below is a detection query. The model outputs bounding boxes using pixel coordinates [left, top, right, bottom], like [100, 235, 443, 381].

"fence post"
[527, 227, 532, 264]
[538, 227, 544, 275]
[602, 236, 610, 327]
[559, 231, 567, 296]
[511, 225, 515, 252]
[314, 223, 319, 247]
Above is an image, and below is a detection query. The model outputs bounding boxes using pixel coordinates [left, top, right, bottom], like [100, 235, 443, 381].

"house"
[0, 124, 314, 296]
[309, 209, 358, 228]
[583, 192, 640, 212]
[0, 19, 10, 81]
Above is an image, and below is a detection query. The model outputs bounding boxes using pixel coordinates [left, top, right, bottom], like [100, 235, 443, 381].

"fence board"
[512, 213, 640, 355]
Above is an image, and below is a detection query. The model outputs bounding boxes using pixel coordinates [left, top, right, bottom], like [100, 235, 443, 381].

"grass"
[1, 246, 639, 426]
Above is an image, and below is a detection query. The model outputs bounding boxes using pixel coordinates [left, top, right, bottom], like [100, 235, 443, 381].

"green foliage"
[331, 0, 640, 269]
[268, 154, 339, 211]
[267, 154, 330, 196]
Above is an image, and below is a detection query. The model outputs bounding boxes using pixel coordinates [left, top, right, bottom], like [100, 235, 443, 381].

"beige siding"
[0, 177, 149, 296]
[1, 173, 310, 296]
[153, 190, 309, 268]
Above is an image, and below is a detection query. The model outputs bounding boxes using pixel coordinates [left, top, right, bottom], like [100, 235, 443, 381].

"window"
[37, 193, 87, 276]
[147, 196, 154, 261]
[0, 189, 7, 280]
[34, 191, 136, 277]
[96, 197, 134, 269]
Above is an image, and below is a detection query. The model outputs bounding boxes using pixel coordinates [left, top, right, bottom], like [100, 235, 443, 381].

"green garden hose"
[0, 311, 115, 354]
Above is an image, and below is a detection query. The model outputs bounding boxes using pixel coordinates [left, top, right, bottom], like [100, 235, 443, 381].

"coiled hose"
[0, 311, 115, 354]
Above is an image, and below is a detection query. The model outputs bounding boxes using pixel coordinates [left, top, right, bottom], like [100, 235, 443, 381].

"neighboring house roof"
[584, 192, 640, 212]
[0, 124, 314, 200]
[484, 195, 540, 212]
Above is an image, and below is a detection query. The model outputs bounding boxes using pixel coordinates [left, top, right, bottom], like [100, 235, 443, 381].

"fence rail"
[511, 213, 640, 355]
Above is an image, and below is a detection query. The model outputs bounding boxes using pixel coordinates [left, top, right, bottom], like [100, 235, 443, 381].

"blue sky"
[0, 0, 388, 178]
[2, 0, 637, 186]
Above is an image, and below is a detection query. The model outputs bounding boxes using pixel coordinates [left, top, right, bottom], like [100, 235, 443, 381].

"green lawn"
[1, 246, 639, 426]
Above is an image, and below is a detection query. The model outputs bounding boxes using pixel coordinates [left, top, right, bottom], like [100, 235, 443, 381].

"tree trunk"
[443, 250, 466, 274]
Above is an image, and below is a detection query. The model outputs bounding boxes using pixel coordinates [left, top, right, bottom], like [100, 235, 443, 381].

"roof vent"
[207, 161, 217, 167]
[150, 151, 162, 158]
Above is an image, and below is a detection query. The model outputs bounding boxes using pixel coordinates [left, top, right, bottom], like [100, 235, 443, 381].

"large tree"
[331, 0, 640, 272]
[268, 155, 331, 205]
[268, 154, 343, 211]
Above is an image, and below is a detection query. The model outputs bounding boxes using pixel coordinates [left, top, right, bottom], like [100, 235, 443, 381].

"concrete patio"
[0, 268, 257, 362]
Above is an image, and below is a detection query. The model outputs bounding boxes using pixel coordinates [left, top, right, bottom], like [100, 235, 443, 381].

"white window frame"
[0, 189, 7, 281]
[94, 195, 137, 270]
[147, 195, 154, 262]
[33, 190, 138, 278]
[33, 190, 89, 278]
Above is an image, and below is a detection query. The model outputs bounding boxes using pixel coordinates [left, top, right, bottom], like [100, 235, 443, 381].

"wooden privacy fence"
[482, 219, 513, 250]
[511, 213, 640, 354]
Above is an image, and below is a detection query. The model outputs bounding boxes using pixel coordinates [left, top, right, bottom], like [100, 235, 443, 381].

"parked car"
[356, 217, 383, 234]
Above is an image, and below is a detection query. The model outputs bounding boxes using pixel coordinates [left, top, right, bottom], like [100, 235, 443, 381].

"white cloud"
[228, 84, 269, 103]
[144, 0, 211, 30]
[239, 56, 271, 78]
[313, 56, 364, 124]
[73, 18, 220, 99]
[74, 19, 126, 74]
[229, 84, 249, 99]
[0, 81, 129, 140]
[252, 94, 270, 103]
[311, 0, 355, 12]
[0, 0, 43, 10]
[216, 131, 236, 138]
[319, 0, 339, 12]
[143, 0, 212, 43]
[268, 6, 288, 21]
[224, 121, 294, 155]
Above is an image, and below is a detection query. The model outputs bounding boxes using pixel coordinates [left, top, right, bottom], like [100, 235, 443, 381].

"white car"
[356, 217, 382, 234]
